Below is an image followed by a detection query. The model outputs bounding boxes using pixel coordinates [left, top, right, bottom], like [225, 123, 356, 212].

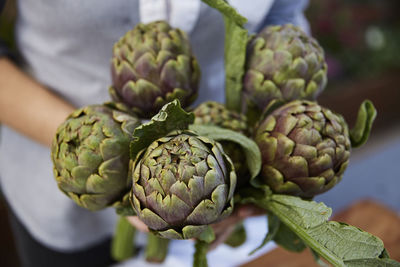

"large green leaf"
[189, 124, 261, 180]
[257, 195, 400, 267]
[345, 258, 400, 267]
[130, 100, 194, 159]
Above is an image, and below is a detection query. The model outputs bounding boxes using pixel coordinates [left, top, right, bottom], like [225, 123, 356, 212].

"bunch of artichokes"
[49, 9, 383, 266]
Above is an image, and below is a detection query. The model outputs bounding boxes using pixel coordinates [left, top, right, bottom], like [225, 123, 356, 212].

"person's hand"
[126, 216, 149, 233]
[126, 204, 264, 250]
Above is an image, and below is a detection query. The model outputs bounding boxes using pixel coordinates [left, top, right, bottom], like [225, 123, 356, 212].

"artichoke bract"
[244, 24, 327, 112]
[110, 21, 200, 118]
[130, 132, 236, 239]
[254, 101, 350, 198]
[51, 104, 141, 211]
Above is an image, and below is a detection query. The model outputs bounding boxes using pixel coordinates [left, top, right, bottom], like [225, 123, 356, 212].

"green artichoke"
[193, 101, 248, 133]
[130, 132, 236, 239]
[110, 21, 200, 118]
[193, 101, 249, 183]
[244, 24, 327, 112]
[254, 100, 350, 198]
[51, 104, 141, 211]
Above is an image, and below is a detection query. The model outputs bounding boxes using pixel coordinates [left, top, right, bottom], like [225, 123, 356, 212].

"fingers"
[126, 216, 150, 233]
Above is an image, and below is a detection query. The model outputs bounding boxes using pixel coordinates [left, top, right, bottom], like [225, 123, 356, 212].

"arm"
[0, 58, 75, 146]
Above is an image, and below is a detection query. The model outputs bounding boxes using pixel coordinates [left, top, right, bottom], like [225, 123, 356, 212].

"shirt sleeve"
[258, 0, 310, 34]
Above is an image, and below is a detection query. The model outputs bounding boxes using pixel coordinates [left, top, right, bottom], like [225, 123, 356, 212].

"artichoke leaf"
[350, 100, 377, 148]
[259, 195, 400, 266]
[130, 100, 194, 160]
[201, 0, 248, 112]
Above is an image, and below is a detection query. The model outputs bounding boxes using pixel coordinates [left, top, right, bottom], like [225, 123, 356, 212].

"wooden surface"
[242, 200, 400, 267]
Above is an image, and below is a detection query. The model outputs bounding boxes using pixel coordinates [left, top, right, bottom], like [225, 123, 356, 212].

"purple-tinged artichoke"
[110, 21, 200, 118]
[254, 100, 350, 198]
[244, 24, 327, 112]
[51, 104, 141, 211]
[130, 132, 236, 239]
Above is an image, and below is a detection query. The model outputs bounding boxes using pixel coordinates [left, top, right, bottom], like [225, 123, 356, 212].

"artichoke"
[130, 132, 236, 239]
[244, 24, 327, 112]
[193, 101, 248, 133]
[193, 101, 249, 184]
[51, 104, 141, 211]
[110, 21, 200, 118]
[254, 100, 350, 198]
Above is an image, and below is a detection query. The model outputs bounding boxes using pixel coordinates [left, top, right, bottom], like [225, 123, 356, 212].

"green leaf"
[262, 195, 400, 267]
[224, 222, 247, 248]
[201, 0, 247, 26]
[380, 248, 391, 259]
[111, 216, 136, 261]
[145, 233, 170, 263]
[189, 124, 261, 180]
[193, 240, 209, 267]
[270, 195, 332, 229]
[224, 19, 248, 112]
[308, 222, 384, 261]
[310, 248, 330, 267]
[345, 258, 400, 267]
[273, 220, 306, 253]
[249, 214, 279, 255]
[202, 0, 248, 112]
[350, 100, 377, 148]
[130, 100, 194, 159]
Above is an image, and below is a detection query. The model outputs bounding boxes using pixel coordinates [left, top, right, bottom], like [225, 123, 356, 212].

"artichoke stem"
[193, 240, 209, 267]
[111, 216, 136, 261]
[145, 233, 170, 263]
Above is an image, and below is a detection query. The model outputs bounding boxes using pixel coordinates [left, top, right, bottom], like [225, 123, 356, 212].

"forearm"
[0, 58, 75, 147]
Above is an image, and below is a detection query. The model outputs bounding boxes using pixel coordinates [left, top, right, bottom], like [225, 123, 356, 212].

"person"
[0, 0, 309, 266]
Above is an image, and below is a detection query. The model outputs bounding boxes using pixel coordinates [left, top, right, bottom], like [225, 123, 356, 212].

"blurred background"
[1, 0, 399, 266]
